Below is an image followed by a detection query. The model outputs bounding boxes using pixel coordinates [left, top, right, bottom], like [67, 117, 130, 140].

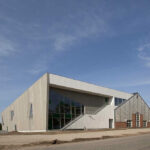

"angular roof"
[49, 73, 133, 99]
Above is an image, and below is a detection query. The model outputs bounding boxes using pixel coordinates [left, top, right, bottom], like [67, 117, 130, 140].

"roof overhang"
[49, 74, 133, 99]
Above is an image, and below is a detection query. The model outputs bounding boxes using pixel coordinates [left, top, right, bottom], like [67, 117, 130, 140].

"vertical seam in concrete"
[46, 73, 49, 131]
[114, 99, 116, 127]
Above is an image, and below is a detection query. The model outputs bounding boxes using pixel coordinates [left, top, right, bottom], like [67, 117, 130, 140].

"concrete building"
[1, 73, 150, 132]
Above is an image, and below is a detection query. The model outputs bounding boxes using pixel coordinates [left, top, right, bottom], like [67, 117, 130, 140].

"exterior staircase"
[61, 114, 84, 130]
[61, 104, 107, 130]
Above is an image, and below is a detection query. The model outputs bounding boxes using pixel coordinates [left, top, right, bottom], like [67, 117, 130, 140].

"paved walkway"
[1, 128, 150, 146]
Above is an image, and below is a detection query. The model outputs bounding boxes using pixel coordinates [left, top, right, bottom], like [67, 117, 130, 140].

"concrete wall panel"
[1, 73, 49, 132]
[67, 105, 115, 129]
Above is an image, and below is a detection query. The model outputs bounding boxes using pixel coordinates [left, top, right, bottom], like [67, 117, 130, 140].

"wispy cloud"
[53, 34, 76, 51]
[49, 12, 109, 51]
[27, 61, 47, 75]
[137, 43, 150, 52]
[137, 41, 150, 67]
[0, 36, 17, 57]
[0, 4, 110, 75]
[0, 76, 11, 83]
[26, 11, 110, 74]
[117, 80, 150, 87]
[28, 67, 46, 75]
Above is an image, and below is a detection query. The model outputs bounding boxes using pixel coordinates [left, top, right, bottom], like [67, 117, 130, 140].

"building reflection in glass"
[48, 88, 84, 130]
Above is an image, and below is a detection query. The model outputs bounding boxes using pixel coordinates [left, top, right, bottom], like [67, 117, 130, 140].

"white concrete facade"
[1, 73, 133, 132]
[49, 74, 133, 130]
[1, 73, 49, 132]
[66, 103, 115, 129]
[49, 74, 132, 99]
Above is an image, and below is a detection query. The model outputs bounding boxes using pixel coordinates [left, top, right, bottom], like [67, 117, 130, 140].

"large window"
[48, 89, 84, 130]
[143, 120, 147, 127]
[105, 98, 109, 104]
[127, 120, 132, 128]
[136, 113, 140, 127]
[115, 98, 125, 106]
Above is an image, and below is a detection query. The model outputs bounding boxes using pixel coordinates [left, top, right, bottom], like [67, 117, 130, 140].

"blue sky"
[1, 0, 150, 120]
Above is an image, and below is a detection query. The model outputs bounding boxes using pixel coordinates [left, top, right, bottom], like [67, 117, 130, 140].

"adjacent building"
[1, 73, 150, 132]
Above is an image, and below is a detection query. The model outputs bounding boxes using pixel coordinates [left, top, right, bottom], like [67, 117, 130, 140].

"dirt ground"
[1, 128, 150, 150]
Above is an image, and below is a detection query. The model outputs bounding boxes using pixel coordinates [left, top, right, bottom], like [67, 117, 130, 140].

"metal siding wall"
[126, 101, 130, 120]
[120, 104, 126, 122]
[137, 97, 141, 114]
[129, 100, 132, 120]
[132, 96, 137, 114]
[144, 104, 149, 120]
[115, 94, 150, 124]
[141, 99, 145, 116]
[115, 107, 121, 122]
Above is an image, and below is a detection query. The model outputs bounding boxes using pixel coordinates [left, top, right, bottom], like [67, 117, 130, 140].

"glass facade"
[115, 98, 126, 106]
[48, 88, 84, 130]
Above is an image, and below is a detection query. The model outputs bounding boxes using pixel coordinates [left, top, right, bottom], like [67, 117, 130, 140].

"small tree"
[0, 123, 2, 130]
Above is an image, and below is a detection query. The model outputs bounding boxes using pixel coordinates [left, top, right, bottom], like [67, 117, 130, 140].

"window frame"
[143, 120, 147, 128]
[48, 89, 84, 130]
[127, 120, 132, 128]
[115, 98, 126, 106]
[136, 113, 140, 127]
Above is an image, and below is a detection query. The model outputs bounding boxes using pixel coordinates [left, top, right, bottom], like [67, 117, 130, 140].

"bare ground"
[1, 128, 150, 150]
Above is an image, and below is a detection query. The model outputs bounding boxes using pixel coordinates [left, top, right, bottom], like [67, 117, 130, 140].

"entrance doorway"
[109, 119, 113, 128]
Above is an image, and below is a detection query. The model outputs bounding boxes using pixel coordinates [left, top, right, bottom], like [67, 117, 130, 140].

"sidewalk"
[1, 128, 150, 146]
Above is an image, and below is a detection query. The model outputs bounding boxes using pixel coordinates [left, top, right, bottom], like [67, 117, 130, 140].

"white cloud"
[53, 34, 76, 51]
[112, 79, 150, 88]
[138, 53, 150, 61]
[137, 43, 150, 51]
[0, 76, 11, 82]
[28, 64, 47, 75]
[26, 11, 110, 75]
[137, 42, 150, 67]
[26, 53, 53, 75]
[0, 36, 17, 57]
[123, 80, 150, 87]
[49, 12, 108, 51]
[0, 7, 110, 75]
